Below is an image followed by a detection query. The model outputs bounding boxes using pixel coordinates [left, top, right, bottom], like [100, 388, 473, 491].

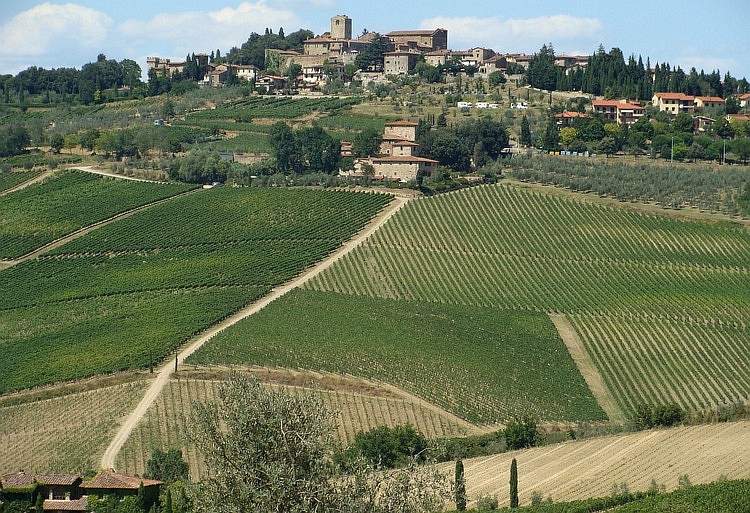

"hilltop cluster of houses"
[146, 14, 588, 91]
[0, 469, 162, 513]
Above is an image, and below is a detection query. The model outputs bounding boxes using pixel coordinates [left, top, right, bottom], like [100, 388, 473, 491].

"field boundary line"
[549, 313, 626, 423]
[100, 195, 409, 470]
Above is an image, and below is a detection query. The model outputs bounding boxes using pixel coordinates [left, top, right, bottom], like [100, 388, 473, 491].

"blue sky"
[1, 1, 748, 82]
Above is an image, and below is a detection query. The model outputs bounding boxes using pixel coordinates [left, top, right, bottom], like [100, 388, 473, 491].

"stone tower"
[330, 15, 352, 40]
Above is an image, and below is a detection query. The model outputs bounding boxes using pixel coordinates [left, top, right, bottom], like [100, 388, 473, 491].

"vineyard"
[0, 380, 149, 476]
[0, 187, 392, 393]
[115, 372, 474, 479]
[188, 289, 606, 424]
[0, 169, 43, 192]
[302, 184, 750, 417]
[452, 420, 750, 507]
[0, 169, 196, 259]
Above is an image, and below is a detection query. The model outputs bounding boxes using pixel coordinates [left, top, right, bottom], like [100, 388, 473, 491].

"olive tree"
[190, 374, 448, 513]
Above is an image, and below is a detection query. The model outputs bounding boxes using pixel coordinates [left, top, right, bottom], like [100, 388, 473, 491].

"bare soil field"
[449, 420, 750, 508]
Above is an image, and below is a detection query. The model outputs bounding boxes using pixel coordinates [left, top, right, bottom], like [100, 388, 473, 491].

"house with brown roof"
[554, 111, 590, 126]
[652, 92, 696, 114]
[1, 472, 87, 512]
[592, 100, 646, 125]
[694, 96, 725, 110]
[738, 93, 750, 108]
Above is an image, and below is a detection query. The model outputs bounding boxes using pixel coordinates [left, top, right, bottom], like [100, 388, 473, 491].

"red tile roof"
[43, 498, 88, 512]
[82, 469, 161, 490]
[727, 114, 750, 121]
[654, 92, 695, 101]
[385, 120, 419, 127]
[555, 111, 590, 119]
[696, 96, 725, 103]
[1, 473, 80, 491]
[372, 156, 438, 163]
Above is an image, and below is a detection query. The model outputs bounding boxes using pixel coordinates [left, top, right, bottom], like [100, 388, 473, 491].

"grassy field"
[0, 187, 392, 393]
[302, 183, 750, 416]
[188, 290, 606, 424]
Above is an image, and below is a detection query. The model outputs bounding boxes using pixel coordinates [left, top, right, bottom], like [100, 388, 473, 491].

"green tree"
[162, 489, 173, 513]
[190, 374, 448, 513]
[488, 71, 506, 88]
[347, 424, 428, 470]
[519, 115, 532, 147]
[559, 126, 578, 148]
[0, 124, 29, 156]
[542, 118, 559, 151]
[49, 133, 65, 153]
[145, 449, 189, 486]
[352, 127, 382, 157]
[509, 458, 519, 508]
[269, 122, 303, 173]
[599, 136, 618, 157]
[731, 137, 750, 164]
[455, 459, 467, 511]
[526, 44, 557, 91]
[504, 417, 539, 450]
[297, 126, 340, 174]
[63, 133, 79, 154]
[354, 34, 392, 72]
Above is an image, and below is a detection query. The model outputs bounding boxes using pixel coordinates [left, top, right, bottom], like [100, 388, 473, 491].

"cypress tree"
[455, 459, 466, 511]
[510, 458, 519, 508]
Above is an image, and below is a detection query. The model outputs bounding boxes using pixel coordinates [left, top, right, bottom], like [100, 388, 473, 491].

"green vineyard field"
[0, 170, 196, 259]
[0, 187, 392, 393]
[0, 169, 43, 192]
[189, 290, 606, 424]
[302, 184, 750, 416]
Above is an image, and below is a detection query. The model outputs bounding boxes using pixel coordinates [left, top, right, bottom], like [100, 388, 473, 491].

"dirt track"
[99, 195, 409, 469]
[549, 314, 626, 423]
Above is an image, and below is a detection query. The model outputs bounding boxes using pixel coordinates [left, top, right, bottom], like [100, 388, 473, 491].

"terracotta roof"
[696, 96, 725, 103]
[555, 111, 590, 119]
[385, 120, 419, 127]
[738, 93, 750, 100]
[727, 114, 750, 121]
[392, 140, 420, 146]
[36, 475, 81, 486]
[82, 469, 162, 490]
[1, 472, 36, 489]
[372, 156, 439, 163]
[43, 498, 88, 512]
[387, 29, 443, 37]
[654, 92, 695, 101]
[592, 100, 645, 111]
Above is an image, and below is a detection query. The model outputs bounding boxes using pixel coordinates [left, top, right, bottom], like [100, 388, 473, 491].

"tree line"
[526, 44, 749, 101]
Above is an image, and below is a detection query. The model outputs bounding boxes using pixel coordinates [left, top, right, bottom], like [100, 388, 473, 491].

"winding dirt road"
[100, 195, 409, 469]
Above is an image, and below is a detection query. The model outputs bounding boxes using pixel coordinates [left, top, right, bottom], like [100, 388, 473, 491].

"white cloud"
[0, 2, 112, 70]
[118, 1, 301, 57]
[419, 14, 604, 54]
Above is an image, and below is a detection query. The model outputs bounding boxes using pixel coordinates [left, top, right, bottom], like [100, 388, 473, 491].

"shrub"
[504, 417, 540, 450]
[632, 404, 685, 430]
[344, 424, 428, 469]
[475, 494, 498, 510]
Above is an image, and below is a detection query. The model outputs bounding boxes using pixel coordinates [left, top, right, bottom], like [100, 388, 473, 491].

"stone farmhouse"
[344, 120, 438, 183]
[0, 470, 162, 513]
